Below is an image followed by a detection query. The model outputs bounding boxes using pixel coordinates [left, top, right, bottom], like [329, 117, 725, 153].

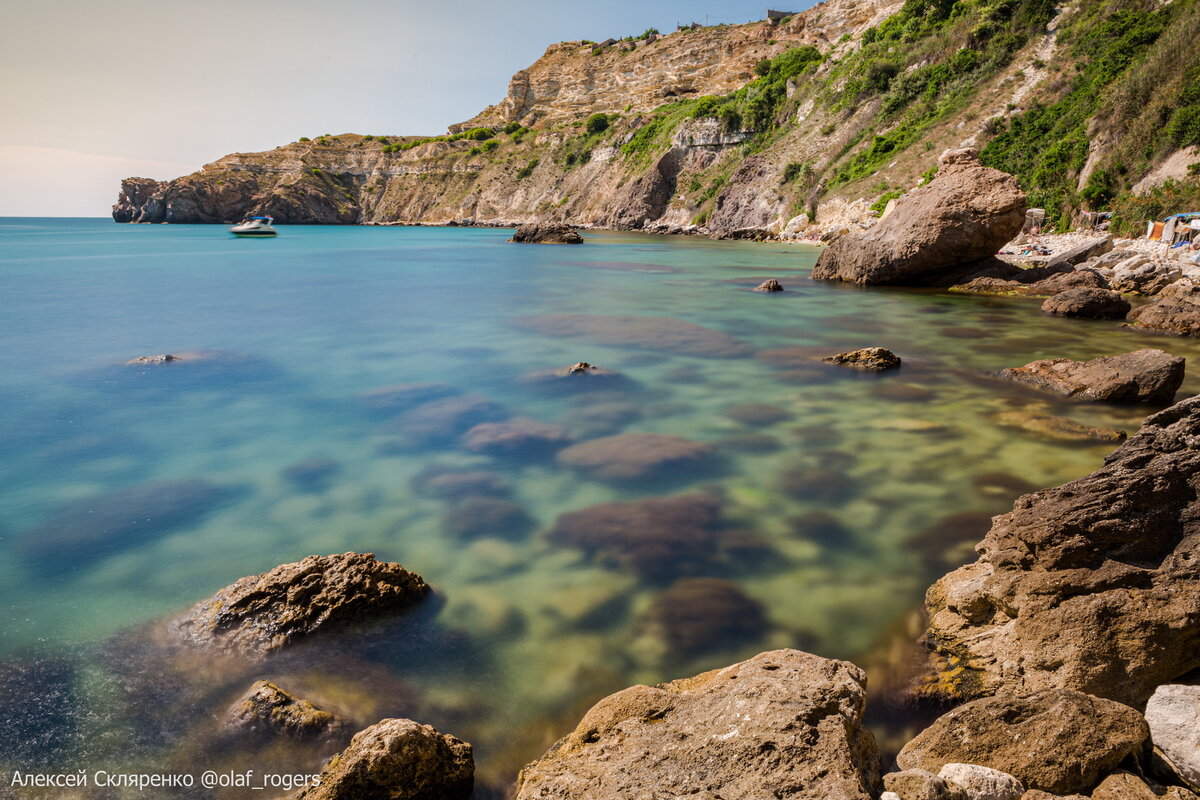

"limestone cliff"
[114, 0, 1200, 237]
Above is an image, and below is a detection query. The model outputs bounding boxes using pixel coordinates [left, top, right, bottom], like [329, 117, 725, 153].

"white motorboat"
[231, 216, 277, 237]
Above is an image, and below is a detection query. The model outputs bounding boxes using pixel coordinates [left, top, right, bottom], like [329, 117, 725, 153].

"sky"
[0, 0, 806, 217]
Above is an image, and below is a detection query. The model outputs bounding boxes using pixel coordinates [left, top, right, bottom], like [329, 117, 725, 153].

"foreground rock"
[225, 681, 349, 740]
[556, 432, 716, 482]
[173, 553, 431, 657]
[509, 223, 583, 244]
[823, 347, 902, 371]
[925, 396, 1200, 705]
[812, 149, 1025, 285]
[1129, 280, 1200, 335]
[1040, 288, 1130, 319]
[896, 690, 1147, 794]
[295, 718, 473, 800]
[513, 649, 881, 800]
[997, 349, 1184, 404]
[1145, 685, 1200, 790]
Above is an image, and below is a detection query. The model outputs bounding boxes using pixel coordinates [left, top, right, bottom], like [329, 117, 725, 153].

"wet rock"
[1040, 288, 1130, 319]
[282, 458, 340, 493]
[1128, 279, 1200, 335]
[520, 362, 633, 392]
[824, 347, 902, 371]
[173, 553, 431, 657]
[951, 269, 1108, 297]
[897, 690, 1147, 794]
[884, 768, 966, 800]
[18, 479, 235, 569]
[126, 353, 181, 365]
[360, 383, 460, 413]
[924, 396, 1200, 705]
[560, 399, 641, 438]
[295, 718, 473, 800]
[442, 496, 533, 540]
[938, 764, 1024, 800]
[393, 394, 508, 445]
[509, 223, 583, 244]
[547, 493, 733, 581]
[717, 433, 783, 453]
[461, 418, 570, 457]
[722, 403, 792, 425]
[224, 680, 350, 740]
[515, 314, 752, 358]
[812, 149, 1025, 286]
[997, 349, 1184, 404]
[556, 432, 716, 483]
[640, 578, 769, 659]
[512, 649, 881, 800]
[411, 468, 511, 499]
[994, 410, 1127, 443]
[0, 656, 77, 762]
[1144, 685, 1200, 790]
[758, 344, 844, 369]
[753, 278, 785, 292]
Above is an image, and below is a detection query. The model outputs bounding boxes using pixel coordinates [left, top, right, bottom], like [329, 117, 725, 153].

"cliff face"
[114, 0, 1200, 236]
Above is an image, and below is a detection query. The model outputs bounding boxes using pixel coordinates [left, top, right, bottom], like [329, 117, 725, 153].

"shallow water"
[1, 218, 1196, 796]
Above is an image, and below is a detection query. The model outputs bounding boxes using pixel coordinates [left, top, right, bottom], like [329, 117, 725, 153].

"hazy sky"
[1, 0, 800, 217]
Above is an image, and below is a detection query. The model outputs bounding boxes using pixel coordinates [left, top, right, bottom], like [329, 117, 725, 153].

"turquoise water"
[1, 218, 1196, 795]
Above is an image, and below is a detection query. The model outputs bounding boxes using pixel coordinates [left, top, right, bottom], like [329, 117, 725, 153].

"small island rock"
[997, 348, 1184, 404]
[823, 347, 902, 371]
[225, 681, 349, 740]
[753, 279, 785, 292]
[509, 223, 583, 244]
[173, 553, 431, 657]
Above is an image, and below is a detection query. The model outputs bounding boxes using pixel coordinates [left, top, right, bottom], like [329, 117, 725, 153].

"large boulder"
[509, 223, 583, 244]
[1145, 685, 1200, 790]
[996, 349, 1184, 404]
[513, 649, 881, 800]
[1129, 279, 1200, 335]
[295, 718, 473, 800]
[1040, 288, 1130, 319]
[924, 396, 1200, 705]
[173, 553, 431, 657]
[896, 690, 1148, 794]
[812, 149, 1025, 285]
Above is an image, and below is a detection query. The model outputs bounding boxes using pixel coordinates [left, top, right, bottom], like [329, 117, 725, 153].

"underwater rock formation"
[639, 577, 769, 658]
[556, 432, 716, 483]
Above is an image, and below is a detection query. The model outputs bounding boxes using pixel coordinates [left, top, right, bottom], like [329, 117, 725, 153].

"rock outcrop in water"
[224, 681, 350, 740]
[513, 649, 881, 800]
[173, 553, 431, 657]
[295, 718, 474, 800]
[508, 223, 583, 244]
[1040, 287, 1130, 319]
[823, 346, 902, 370]
[996, 348, 1184, 404]
[924, 395, 1200, 705]
[810, 149, 1026, 286]
[1129, 280, 1200, 336]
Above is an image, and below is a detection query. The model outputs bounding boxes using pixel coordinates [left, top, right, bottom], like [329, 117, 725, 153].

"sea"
[0, 217, 1192, 797]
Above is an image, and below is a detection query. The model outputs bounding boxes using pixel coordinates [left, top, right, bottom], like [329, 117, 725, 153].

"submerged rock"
[556, 432, 716, 483]
[722, 402, 793, 425]
[924, 396, 1200, 705]
[1128, 279, 1200, 335]
[547, 493, 734, 581]
[811, 149, 1025, 286]
[896, 690, 1147, 794]
[282, 457, 340, 493]
[1144, 685, 1200, 791]
[512, 649, 881, 800]
[951, 269, 1109, 297]
[392, 394, 509, 446]
[996, 349, 1184, 404]
[173, 553, 431, 657]
[411, 468, 511, 499]
[18, 479, 234, 569]
[753, 278, 785, 292]
[823, 346, 902, 371]
[640, 577, 769, 659]
[514, 314, 752, 358]
[295, 718, 473, 800]
[519, 362, 633, 394]
[442, 495, 533, 540]
[1040, 287, 1130, 319]
[508, 223, 583, 244]
[461, 418, 570, 457]
[994, 410, 1126, 443]
[360, 383, 461, 413]
[0, 656, 77, 763]
[224, 680, 350, 740]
